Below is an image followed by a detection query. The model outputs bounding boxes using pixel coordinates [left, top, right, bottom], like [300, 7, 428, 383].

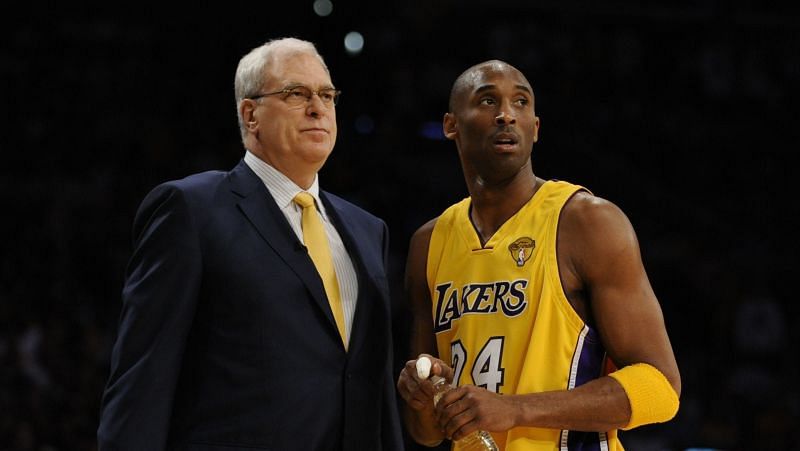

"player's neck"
[469, 173, 539, 245]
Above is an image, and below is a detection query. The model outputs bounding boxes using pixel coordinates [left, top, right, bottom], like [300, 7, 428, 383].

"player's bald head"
[448, 60, 534, 112]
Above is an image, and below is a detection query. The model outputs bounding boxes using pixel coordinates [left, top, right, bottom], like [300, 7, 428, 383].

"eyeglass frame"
[248, 84, 341, 107]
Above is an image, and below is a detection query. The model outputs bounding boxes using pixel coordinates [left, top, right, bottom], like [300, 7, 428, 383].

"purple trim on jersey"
[566, 431, 603, 451]
[563, 326, 609, 451]
[575, 326, 605, 387]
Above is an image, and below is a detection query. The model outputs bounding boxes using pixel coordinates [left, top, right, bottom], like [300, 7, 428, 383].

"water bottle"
[430, 375, 499, 451]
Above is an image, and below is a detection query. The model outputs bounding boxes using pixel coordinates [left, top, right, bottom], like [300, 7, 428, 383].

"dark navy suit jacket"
[98, 160, 403, 451]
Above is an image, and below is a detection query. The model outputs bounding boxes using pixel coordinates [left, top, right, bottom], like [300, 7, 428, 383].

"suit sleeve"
[381, 220, 391, 271]
[97, 183, 202, 451]
[379, 220, 404, 451]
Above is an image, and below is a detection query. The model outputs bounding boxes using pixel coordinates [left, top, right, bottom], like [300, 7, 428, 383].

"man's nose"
[495, 109, 516, 125]
[306, 94, 327, 117]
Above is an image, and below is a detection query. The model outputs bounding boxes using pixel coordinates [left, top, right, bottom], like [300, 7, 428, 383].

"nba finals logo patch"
[509, 237, 535, 267]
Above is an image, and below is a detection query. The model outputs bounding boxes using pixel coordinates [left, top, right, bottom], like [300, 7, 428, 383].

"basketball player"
[396, 60, 681, 450]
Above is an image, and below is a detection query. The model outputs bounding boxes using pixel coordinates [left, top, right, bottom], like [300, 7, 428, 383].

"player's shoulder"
[563, 190, 628, 227]
[560, 190, 638, 253]
[411, 217, 439, 246]
[412, 196, 470, 242]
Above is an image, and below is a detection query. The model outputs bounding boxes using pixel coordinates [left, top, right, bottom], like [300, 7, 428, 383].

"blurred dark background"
[2, 1, 799, 450]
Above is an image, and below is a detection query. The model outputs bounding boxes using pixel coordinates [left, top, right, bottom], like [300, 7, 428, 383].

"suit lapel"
[321, 192, 385, 357]
[227, 161, 338, 336]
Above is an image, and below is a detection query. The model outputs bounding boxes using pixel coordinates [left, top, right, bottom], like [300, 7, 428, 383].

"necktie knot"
[293, 192, 315, 209]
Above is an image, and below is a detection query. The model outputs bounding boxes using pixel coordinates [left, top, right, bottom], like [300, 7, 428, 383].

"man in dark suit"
[97, 37, 404, 451]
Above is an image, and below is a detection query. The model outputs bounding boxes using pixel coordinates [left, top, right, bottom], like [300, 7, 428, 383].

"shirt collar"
[243, 151, 328, 219]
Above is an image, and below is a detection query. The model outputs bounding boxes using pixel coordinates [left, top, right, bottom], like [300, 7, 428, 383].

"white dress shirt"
[244, 151, 359, 345]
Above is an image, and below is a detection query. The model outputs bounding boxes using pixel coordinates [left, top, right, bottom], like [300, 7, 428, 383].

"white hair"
[234, 37, 329, 141]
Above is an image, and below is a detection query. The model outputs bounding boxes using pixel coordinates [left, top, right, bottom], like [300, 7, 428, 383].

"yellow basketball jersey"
[427, 180, 623, 451]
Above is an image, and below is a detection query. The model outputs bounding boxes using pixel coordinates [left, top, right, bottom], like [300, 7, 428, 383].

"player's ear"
[443, 112, 457, 140]
[532, 115, 540, 143]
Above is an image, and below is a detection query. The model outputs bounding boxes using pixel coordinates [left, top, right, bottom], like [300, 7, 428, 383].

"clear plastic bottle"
[430, 375, 499, 451]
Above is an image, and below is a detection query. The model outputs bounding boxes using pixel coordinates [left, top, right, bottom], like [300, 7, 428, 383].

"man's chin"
[299, 145, 335, 163]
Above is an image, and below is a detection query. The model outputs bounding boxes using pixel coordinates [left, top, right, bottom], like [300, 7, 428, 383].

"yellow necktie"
[293, 192, 347, 347]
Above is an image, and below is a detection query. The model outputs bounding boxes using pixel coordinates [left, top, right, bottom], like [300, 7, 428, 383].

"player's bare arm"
[560, 192, 681, 394]
[396, 218, 452, 446]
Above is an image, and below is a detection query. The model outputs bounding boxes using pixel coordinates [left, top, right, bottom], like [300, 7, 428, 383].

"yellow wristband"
[608, 363, 679, 430]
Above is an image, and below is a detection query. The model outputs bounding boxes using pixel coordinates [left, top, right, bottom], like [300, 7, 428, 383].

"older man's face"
[251, 52, 337, 185]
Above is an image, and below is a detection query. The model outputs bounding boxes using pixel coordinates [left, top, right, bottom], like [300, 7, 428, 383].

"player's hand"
[434, 385, 518, 440]
[397, 354, 453, 411]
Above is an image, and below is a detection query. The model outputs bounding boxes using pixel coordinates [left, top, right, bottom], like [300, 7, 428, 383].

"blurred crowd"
[2, 3, 798, 450]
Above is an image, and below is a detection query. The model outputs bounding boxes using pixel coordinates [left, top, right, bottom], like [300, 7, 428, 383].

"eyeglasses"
[249, 85, 341, 107]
